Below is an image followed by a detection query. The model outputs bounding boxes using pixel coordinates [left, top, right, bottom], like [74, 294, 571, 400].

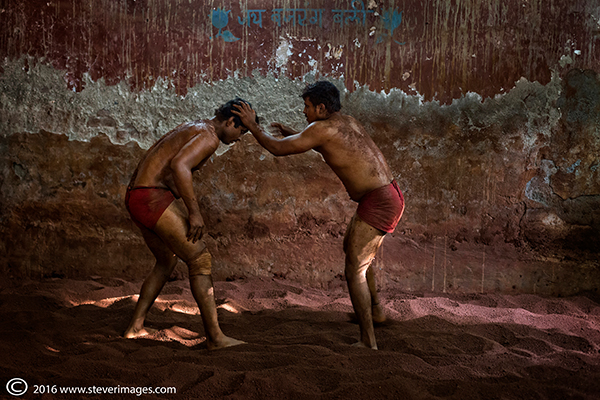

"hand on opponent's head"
[232, 102, 257, 130]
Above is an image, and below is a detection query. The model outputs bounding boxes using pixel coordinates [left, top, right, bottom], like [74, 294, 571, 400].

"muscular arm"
[170, 131, 218, 242]
[234, 102, 325, 156]
[253, 124, 325, 156]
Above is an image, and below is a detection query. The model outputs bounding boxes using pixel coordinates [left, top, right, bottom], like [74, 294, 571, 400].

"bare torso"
[130, 120, 219, 197]
[312, 114, 393, 201]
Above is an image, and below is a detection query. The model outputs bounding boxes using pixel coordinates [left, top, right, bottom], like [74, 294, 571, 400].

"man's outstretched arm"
[233, 102, 324, 156]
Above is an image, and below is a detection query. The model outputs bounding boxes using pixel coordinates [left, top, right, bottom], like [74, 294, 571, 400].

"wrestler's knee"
[166, 254, 179, 270]
[154, 254, 178, 277]
[345, 254, 370, 279]
[186, 248, 212, 277]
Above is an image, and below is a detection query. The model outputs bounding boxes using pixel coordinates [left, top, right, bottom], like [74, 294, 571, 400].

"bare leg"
[153, 200, 244, 349]
[344, 214, 385, 349]
[190, 275, 245, 350]
[124, 228, 178, 338]
[367, 266, 386, 323]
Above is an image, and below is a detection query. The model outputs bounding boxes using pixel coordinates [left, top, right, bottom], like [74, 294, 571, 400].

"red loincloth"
[125, 186, 175, 229]
[356, 180, 405, 233]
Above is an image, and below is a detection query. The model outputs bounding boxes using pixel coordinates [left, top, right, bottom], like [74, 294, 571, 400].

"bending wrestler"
[124, 98, 257, 350]
[233, 82, 404, 349]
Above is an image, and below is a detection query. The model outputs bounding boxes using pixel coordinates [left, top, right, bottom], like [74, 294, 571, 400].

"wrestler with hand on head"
[124, 98, 256, 350]
[233, 81, 404, 350]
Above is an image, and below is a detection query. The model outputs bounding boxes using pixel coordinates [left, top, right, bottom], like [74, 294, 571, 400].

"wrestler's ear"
[316, 103, 328, 116]
[226, 116, 235, 127]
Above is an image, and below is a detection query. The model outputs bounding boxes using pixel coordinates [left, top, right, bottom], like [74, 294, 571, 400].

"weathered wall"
[1, 0, 599, 295]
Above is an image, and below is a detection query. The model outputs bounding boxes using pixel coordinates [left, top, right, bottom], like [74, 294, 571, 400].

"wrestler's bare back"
[311, 114, 393, 201]
[130, 120, 219, 196]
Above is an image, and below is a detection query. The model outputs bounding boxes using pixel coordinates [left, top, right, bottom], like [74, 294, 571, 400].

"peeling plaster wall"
[1, 0, 599, 295]
[2, 0, 599, 101]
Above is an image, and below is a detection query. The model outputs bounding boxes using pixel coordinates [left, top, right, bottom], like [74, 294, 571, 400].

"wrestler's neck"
[312, 111, 340, 123]
[205, 118, 222, 140]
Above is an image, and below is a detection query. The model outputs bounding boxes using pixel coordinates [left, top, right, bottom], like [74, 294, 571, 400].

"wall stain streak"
[1, 0, 597, 103]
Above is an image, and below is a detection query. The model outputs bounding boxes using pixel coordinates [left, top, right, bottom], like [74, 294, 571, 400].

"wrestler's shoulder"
[323, 116, 365, 140]
[185, 119, 213, 132]
[165, 121, 219, 151]
[182, 121, 218, 140]
[325, 114, 360, 129]
[310, 114, 350, 132]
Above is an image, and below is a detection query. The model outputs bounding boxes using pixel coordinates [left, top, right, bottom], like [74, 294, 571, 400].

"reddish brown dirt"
[1, 276, 599, 399]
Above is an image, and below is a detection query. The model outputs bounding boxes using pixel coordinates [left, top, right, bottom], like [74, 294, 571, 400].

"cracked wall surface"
[1, 0, 599, 295]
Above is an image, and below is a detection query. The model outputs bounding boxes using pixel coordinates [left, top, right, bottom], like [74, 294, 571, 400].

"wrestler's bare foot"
[372, 303, 387, 324]
[352, 341, 378, 350]
[207, 335, 246, 350]
[124, 326, 158, 339]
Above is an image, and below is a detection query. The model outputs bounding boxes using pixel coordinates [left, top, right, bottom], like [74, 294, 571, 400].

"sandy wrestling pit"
[1, 276, 600, 399]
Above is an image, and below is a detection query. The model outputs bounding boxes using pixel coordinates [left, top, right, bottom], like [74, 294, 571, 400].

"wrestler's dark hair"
[301, 81, 342, 114]
[214, 97, 259, 128]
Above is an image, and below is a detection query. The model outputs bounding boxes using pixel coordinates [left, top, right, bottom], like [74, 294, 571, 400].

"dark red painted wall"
[2, 0, 597, 102]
